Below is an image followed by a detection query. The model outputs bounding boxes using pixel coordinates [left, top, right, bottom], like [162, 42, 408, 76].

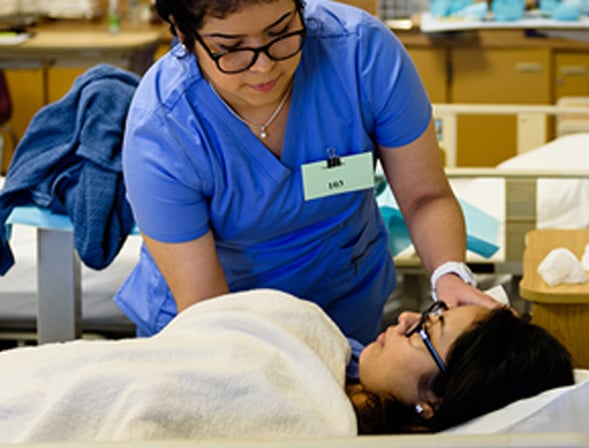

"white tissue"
[582, 244, 589, 271]
[484, 285, 510, 306]
[537, 247, 588, 287]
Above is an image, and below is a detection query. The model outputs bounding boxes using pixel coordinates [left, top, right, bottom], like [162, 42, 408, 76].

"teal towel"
[377, 185, 499, 258]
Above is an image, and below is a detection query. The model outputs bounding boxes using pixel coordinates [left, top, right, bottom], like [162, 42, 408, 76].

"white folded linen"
[582, 243, 589, 271]
[0, 289, 356, 442]
[484, 285, 511, 306]
[537, 247, 587, 287]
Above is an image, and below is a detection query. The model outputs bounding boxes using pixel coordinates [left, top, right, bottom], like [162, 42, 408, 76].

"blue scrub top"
[116, 0, 432, 343]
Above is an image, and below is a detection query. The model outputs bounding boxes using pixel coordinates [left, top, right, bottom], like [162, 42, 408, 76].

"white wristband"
[430, 261, 476, 302]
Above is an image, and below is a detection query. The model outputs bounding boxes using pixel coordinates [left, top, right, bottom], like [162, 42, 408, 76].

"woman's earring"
[415, 404, 424, 415]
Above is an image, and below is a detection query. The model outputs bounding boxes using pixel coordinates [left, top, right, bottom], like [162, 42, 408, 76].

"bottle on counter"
[108, 0, 121, 34]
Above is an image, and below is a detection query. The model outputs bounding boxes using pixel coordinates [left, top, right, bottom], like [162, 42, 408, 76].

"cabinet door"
[48, 68, 86, 104]
[451, 48, 551, 166]
[554, 51, 589, 99]
[407, 47, 448, 103]
[3, 70, 45, 173]
[1, 68, 84, 173]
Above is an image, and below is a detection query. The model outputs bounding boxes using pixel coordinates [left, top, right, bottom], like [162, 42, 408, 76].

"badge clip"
[326, 147, 342, 169]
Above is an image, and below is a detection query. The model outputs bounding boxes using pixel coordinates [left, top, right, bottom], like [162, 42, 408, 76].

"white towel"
[537, 247, 587, 287]
[0, 289, 356, 442]
[484, 285, 510, 306]
[582, 243, 589, 271]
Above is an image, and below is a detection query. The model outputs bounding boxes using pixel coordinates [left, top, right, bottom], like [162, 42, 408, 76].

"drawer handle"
[560, 65, 587, 76]
[515, 62, 542, 73]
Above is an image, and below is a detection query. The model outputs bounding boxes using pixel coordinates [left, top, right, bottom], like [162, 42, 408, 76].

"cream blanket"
[0, 289, 356, 442]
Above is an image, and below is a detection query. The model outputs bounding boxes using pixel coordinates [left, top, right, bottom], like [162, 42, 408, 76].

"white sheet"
[1, 287, 587, 442]
[446, 369, 589, 435]
[0, 289, 356, 443]
[498, 133, 589, 230]
[0, 222, 140, 332]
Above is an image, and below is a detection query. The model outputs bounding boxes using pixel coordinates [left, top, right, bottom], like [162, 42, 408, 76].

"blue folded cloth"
[0, 64, 140, 275]
[376, 181, 500, 259]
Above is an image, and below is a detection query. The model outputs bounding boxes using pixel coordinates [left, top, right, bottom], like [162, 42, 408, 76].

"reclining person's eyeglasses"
[405, 301, 448, 375]
[194, 23, 306, 75]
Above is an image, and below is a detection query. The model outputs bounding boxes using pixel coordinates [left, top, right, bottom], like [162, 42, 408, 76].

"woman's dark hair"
[156, 0, 306, 53]
[428, 307, 574, 431]
[350, 307, 574, 434]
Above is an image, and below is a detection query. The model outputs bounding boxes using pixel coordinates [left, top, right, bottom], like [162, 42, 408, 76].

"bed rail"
[433, 103, 589, 167]
[446, 168, 589, 274]
[5, 432, 588, 448]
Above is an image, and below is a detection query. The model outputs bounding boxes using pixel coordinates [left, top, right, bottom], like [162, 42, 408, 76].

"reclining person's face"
[359, 305, 489, 407]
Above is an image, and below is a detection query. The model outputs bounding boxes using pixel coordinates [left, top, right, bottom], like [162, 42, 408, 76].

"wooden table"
[0, 29, 161, 103]
[520, 229, 589, 368]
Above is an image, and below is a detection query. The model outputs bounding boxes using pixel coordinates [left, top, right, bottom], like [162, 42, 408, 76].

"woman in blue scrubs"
[116, 0, 496, 343]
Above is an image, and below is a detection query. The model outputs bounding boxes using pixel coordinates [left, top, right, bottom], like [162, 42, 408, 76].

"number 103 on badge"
[301, 152, 374, 201]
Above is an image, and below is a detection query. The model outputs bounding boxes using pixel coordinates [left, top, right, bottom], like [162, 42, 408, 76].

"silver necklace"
[212, 85, 292, 139]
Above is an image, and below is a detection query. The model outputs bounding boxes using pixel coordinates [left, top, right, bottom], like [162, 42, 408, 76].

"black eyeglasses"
[194, 15, 306, 74]
[405, 301, 448, 375]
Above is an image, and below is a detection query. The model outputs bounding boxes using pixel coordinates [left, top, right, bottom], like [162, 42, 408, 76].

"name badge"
[301, 151, 374, 201]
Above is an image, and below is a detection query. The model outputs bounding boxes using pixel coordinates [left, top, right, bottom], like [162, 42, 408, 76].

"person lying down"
[0, 289, 573, 442]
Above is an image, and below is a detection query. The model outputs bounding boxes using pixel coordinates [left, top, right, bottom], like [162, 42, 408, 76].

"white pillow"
[444, 369, 589, 435]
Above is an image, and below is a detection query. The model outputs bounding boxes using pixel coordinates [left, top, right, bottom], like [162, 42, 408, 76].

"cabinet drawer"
[554, 51, 589, 99]
[451, 48, 551, 104]
[450, 48, 551, 166]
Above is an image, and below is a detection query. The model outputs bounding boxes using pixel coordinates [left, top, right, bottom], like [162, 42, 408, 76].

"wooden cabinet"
[1, 36, 166, 173]
[6, 26, 589, 172]
[2, 68, 96, 173]
[406, 47, 449, 103]
[336, 0, 377, 14]
[3, 70, 45, 172]
[450, 48, 551, 104]
[403, 37, 558, 167]
[554, 51, 589, 99]
[48, 68, 86, 104]
[450, 48, 551, 166]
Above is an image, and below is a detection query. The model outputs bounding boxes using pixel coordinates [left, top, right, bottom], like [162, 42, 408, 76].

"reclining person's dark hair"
[428, 307, 574, 431]
[349, 307, 574, 434]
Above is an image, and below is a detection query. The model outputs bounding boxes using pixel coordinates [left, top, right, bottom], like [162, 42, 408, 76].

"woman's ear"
[415, 393, 442, 420]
